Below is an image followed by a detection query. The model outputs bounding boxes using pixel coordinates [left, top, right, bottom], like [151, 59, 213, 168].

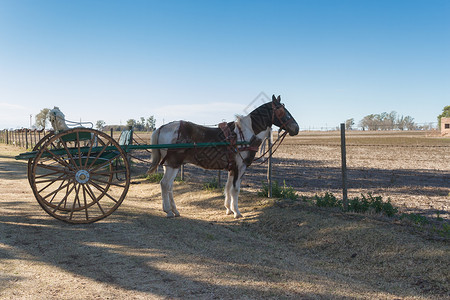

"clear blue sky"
[1, 0, 449, 129]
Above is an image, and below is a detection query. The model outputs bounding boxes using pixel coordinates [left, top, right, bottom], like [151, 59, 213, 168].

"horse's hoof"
[226, 208, 233, 215]
[234, 213, 243, 219]
[166, 212, 176, 218]
[173, 210, 180, 217]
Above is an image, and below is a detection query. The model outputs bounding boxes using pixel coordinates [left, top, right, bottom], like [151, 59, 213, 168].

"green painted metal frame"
[15, 141, 249, 161]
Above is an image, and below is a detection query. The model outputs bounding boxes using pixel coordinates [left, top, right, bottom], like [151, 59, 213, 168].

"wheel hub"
[75, 169, 90, 184]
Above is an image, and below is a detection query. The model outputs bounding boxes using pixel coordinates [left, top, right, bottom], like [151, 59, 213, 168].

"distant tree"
[359, 111, 417, 131]
[146, 116, 156, 131]
[384, 111, 397, 130]
[437, 105, 450, 128]
[359, 114, 379, 130]
[96, 120, 106, 131]
[345, 118, 354, 130]
[396, 115, 406, 131]
[421, 122, 435, 131]
[35, 108, 50, 130]
[126, 119, 136, 128]
[403, 116, 416, 130]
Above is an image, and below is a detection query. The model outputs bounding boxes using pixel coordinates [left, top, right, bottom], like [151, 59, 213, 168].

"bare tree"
[345, 118, 354, 130]
[404, 116, 416, 130]
[35, 108, 50, 130]
[96, 120, 106, 131]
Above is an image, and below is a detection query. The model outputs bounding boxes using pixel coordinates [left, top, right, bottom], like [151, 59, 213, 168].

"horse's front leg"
[160, 166, 180, 218]
[229, 165, 247, 219]
[224, 171, 233, 215]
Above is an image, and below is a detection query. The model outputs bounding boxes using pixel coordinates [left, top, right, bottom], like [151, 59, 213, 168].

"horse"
[147, 95, 299, 218]
[47, 107, 97, 147]
[48, 106, 69, 133]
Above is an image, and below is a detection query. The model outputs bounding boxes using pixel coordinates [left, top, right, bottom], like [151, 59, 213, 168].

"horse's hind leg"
[161, 166, 180, 218]
[224, 167, 246, 218]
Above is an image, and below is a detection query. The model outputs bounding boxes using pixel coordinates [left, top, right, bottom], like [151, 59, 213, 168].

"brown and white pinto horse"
[148, 95, 299, 218]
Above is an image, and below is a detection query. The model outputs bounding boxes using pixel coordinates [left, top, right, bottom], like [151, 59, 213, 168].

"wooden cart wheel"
[29, 128, 130, 223]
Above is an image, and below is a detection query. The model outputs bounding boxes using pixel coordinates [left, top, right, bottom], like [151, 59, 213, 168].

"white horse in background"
[47, 107, 96, 147]
[48, 107, 69, 133]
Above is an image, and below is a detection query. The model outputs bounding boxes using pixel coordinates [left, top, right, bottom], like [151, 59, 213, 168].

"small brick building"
[441, 117, 450, 136]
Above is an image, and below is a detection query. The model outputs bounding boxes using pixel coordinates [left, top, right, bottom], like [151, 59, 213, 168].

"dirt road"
[0, 144, 448, 299]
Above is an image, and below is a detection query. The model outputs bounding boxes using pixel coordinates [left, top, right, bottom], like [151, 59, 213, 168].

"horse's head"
[271, 95, 299, 136]
[48, 106, 69, 132]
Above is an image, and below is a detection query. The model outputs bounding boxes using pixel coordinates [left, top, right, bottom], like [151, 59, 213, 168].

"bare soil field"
[133, 130, 450, 219]
[0, 131, 449, 299]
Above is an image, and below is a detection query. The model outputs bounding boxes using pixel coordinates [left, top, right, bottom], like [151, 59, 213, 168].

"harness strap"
[253, 130, 288, 164]
[219, 122, 237, 170]
[236, 125, 258, 152]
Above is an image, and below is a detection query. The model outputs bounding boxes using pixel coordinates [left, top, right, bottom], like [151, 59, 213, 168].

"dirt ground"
[0, 131, 449, 299]
[133, 130, 450, 219]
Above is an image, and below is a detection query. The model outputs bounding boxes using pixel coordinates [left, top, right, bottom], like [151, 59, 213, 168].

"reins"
[252, 130, 288, 164]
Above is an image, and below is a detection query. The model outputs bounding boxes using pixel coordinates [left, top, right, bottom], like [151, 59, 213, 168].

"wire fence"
[0, 129, 51, 149]
[129, 128, 449, 219]
[2, 126, 449, 219]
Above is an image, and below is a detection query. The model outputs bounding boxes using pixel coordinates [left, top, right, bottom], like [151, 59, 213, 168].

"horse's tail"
[147, 127, 162, 174]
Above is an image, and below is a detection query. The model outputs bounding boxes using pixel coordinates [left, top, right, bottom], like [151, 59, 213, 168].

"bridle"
[252, 102, 294, 164]
[272, 102, 294, 132]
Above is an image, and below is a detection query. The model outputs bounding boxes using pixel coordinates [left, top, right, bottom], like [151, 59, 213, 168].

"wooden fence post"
[25, 129, 29, 149]
[340, 123, 348, 210]
[180, 165, 185, 181]
[267, 129, 273, 198]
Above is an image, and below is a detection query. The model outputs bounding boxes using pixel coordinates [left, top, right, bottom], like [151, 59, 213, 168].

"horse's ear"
[277, 95, 281, 102]
[272, 94, 277, 102]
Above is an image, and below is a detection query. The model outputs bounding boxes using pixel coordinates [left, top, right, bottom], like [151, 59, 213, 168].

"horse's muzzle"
[288, 123, 299, 136]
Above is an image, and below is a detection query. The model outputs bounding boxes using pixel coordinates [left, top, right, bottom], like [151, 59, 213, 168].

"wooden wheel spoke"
[45, 149, 75, 172]
[90, 155, 121, 173]
[35, 169, 65, 179]
[35, 172, 68, 184]
[83, 135, 98, 168]
[82, 185, 89, 220]
[68, 184, 81, 220]
[39, 176, 71, 195]
[86, 183, 106, 214]
[35, 163, 67, 174]
[91, 169, 127, 177]
[76, 132, 83, 167]
[84, 182, 98, 201]
[47, 178, 68, 205]
[87, 141, 112, 170]
[61, 139, 79, 170]
[90, 177, 127, 188]
[89, 181, 119, 203]
[52, 183, 76, 213]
